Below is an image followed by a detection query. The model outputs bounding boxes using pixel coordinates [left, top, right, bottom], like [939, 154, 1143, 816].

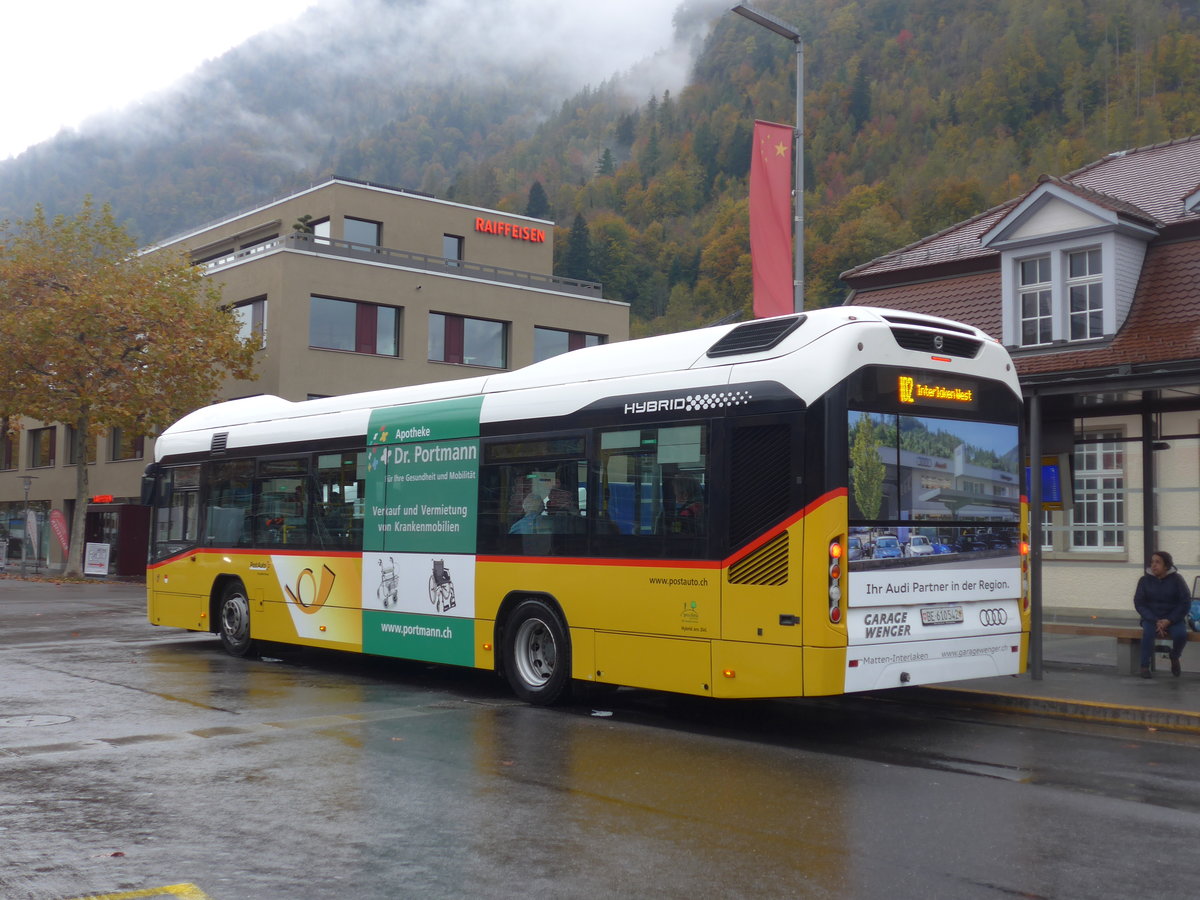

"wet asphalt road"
[2, 578, 1198, 900]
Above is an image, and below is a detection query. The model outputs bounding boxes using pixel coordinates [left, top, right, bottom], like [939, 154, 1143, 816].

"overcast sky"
[3, 1, 318, 160]
[3, 0, 703, 163]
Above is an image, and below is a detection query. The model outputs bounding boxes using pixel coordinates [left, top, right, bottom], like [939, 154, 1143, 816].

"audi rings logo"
[979, 608, 1008, 627]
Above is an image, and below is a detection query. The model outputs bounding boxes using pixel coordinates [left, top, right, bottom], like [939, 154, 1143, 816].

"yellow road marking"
[64, 884, 211, 900]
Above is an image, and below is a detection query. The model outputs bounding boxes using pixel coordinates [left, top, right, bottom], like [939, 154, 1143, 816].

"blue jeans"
[1140, 619, 1189, 668]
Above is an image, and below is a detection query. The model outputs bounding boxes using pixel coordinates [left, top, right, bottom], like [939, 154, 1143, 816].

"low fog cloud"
[264, 0, 720, 98]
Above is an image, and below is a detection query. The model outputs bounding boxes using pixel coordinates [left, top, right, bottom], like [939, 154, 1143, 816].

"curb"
[900, 684, 1200, 734]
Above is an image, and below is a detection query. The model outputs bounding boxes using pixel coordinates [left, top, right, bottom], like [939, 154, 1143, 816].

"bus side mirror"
[141, 463, 164, 506]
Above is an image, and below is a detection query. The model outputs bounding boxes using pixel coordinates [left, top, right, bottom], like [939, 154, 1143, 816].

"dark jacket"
[1134, 566, 1191, 625]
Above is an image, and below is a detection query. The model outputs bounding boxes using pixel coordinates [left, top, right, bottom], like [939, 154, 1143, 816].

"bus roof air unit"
[706, 315, 807, 359]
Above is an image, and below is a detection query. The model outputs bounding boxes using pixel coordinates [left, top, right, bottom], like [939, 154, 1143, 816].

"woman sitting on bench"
[1134, 549, 1191, 678]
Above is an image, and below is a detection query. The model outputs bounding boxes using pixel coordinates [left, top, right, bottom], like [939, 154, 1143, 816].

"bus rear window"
[848, 411, 1020, 560]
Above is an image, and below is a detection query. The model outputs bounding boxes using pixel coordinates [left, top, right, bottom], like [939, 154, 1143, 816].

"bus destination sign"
[898, 374, 977, 409]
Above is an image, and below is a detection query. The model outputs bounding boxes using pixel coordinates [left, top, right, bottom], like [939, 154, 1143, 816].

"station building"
[0, 177, 627, 574]
[842, 135, 1200, 617]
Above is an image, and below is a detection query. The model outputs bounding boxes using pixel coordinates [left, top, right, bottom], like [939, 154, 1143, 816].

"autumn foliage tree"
[0, 199, 257, 576]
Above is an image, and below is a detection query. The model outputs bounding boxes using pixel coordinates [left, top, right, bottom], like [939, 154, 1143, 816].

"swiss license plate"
[921, 605, 963, 626]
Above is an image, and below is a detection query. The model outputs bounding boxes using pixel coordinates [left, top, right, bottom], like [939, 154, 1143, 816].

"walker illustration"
[429, 559, 456, 613]
[377, 557, 398, 608]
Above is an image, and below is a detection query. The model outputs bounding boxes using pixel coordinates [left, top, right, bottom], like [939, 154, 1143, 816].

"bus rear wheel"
[217, 581, 255, 658]
[503, 599, 570, 705]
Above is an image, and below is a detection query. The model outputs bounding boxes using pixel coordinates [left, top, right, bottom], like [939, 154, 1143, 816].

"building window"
[110, 428, 145, 462]
[28, 427, 56, 468]
[234, 297, 267, 349]
[429, 313, 507, 368]
[1, 419, 14, 471]
[443, 234, 464, 266]
[1019, 255, 1052, 347]
[534, 327, 605, 362]
[312, 218, 331, 244]
[66, 427, 98, 465]
[345, 217, 381, 247]
[1070, 432, 1123, 550]
[1040, 507, 1054, 551]
[1067, 248, 1103, 341]
[309, 296, 400, 357]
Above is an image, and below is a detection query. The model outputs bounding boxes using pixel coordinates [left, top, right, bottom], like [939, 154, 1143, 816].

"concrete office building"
[0, 177, 627, 573]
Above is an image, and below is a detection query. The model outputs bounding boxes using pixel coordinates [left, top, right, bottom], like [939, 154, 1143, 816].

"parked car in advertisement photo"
[873, 535, 903, 559]
[848, 535, 865, 560]
[907, 534, 935, 557]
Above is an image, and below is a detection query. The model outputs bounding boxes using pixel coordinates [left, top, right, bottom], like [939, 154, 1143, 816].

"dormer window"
[1019, 256, 1052, 346]
[985, 180, 1156, 351]
[1016, 247, 1105, 347]
[1009, 242, 1114, 348]
[1067, 248, 1103, 340]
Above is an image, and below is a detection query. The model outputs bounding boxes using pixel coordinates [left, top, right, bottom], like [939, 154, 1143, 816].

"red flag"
[750, 120, 795, 318]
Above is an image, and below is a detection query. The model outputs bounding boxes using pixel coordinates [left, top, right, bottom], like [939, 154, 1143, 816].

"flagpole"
[793, 36, 803, 313]
[732, 4, 805, 313]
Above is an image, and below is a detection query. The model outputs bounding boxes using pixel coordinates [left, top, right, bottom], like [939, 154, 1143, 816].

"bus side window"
[149, 465, 202, 561]
[255, 458, 310, 546]
[597, 424, 708, 557]
[480, 457, 586, 555]
[315, 451, 364, 549]
[203, 459, 254, 547]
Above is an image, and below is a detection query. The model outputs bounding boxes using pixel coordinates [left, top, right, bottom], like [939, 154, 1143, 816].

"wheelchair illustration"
[429, 559, 456, 613]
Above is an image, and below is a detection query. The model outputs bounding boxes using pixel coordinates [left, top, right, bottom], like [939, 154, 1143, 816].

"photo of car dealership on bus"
[145, 306, 1029, 704]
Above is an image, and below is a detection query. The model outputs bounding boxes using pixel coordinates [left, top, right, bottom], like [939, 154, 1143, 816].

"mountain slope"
[4, 0, 1199, 336]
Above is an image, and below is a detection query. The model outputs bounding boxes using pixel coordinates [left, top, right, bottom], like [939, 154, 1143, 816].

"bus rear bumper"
[843, 631, 1026, 693]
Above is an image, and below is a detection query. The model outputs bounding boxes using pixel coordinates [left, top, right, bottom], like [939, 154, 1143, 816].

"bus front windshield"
[847, 410, 1020, 563]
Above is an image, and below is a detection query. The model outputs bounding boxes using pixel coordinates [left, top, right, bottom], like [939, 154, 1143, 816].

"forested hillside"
[3, 0, 1199, 337]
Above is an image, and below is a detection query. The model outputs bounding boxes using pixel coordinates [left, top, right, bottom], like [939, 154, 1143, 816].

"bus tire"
[503, 599, 570, 705]
[217, 581, 255, 658]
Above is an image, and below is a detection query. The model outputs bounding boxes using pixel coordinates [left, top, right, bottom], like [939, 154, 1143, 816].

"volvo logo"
[933, 334, 945, 350]
[979, 608, 1008, 627]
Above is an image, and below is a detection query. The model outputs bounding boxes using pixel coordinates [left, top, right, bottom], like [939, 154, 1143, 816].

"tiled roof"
[1067, 135, 1200, 224]
[852, 271, 1002, 340]
[841, 204, 1009, 278]
[1034, 174, 1160, 227]
[845, 135, 1200, 280]
[851, 231, 1200, 378]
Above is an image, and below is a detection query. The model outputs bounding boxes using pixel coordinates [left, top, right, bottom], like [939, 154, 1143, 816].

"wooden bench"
[1043, 622, 1200, 674]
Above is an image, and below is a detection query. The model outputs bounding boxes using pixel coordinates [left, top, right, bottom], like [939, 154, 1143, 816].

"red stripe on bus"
[722, 487, 846, 568]
[478, 554, 723, 569]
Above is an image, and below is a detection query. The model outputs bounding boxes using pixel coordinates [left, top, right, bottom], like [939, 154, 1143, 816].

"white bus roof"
[155, 306, 1013, 462]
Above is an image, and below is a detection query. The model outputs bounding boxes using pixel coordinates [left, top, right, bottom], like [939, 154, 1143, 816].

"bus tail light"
[1020, 541, 1031, 611]
[828, 539, 844, 623]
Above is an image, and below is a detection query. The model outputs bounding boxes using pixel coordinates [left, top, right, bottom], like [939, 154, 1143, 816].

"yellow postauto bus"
[146, 307, 1029, 704]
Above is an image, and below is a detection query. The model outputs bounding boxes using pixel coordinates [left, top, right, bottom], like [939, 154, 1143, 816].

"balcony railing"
[202, 232, 603, 299]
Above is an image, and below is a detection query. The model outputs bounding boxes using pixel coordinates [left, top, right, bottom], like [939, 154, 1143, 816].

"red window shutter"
[355, 303, 376, 354]
[445, 315, 465, 364]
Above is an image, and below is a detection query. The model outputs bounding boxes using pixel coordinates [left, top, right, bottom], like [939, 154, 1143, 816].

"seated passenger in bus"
[509, 493, 548, 534]
[544, 474, 584, 534]
[667, 474, 704, 534]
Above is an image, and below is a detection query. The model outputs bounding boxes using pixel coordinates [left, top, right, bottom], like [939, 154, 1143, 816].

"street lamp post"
[19, 475, 36, 577]
[732, 3, 804, 313]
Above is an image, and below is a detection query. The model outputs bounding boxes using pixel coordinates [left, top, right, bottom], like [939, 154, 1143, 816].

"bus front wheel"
[217, 581, 255, 658]
[503, 599, 570, 705]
